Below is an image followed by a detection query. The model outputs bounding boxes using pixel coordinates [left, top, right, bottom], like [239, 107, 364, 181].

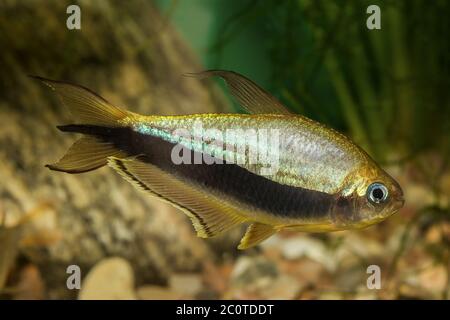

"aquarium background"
[0, 0, 449, 299]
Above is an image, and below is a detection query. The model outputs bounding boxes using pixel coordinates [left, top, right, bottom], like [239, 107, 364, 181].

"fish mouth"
[383, 196, 404, 219]
[367, 196, 404, 226]
[394, 196, 405, 212]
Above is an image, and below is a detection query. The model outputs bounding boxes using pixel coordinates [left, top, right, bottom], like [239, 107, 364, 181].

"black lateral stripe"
[65, 124, 335, 219]
[112, 158, 213, 237]
[57, 124, 115, 135]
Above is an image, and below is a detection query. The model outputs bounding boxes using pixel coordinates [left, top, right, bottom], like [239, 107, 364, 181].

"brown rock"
[13, 264, 45, 300]
[169, 273, 203, 297]
[79, 257, 136, 300]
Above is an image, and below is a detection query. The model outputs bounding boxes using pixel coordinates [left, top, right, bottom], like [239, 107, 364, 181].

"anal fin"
[107, 157, 247, 238]
[238, 223, 277, 250]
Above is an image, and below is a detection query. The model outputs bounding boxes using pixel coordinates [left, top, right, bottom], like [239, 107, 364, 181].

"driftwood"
[0, 1, 238, 298]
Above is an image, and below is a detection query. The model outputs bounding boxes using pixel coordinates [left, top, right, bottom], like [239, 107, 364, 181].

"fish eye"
[367, 183, 389, 204]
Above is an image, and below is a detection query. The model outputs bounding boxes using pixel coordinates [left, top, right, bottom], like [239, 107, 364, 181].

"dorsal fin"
[185, 70, 291, 115]
[107, 157, 247, 238]
[238, 222, 277, 250]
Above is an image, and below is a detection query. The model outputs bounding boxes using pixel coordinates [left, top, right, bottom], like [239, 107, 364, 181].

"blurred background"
[0, 0, 449, 299]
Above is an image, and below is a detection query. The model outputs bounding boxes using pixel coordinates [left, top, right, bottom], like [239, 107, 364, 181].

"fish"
[33, 70, 404, 249]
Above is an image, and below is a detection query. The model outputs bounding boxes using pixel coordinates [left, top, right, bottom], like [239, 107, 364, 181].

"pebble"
[79, 257, 136, 300]
[169, 273, 203, 297]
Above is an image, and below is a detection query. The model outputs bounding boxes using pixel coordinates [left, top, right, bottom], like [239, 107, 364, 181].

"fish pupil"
[372, 188, 384, 200]
[367, 182, 388, 204]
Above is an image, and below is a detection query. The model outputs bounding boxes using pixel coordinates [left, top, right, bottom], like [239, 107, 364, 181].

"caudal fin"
[45, 136, 126, 173]
[31, 76, 129, 126]
[32, 76, 129, 173]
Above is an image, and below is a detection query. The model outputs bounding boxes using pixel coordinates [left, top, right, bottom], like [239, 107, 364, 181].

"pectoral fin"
[107, 157, 247, 238]
[238, 223, 277, 250]
[185, 70, 291, 115]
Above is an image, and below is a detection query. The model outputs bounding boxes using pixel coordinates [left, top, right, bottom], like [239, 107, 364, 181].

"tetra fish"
[34, 70, 404, 249]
